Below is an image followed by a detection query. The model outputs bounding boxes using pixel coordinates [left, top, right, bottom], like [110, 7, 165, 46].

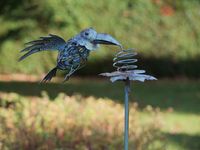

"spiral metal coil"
[100, 48, 156, 83]
[113, 49, 138, 72]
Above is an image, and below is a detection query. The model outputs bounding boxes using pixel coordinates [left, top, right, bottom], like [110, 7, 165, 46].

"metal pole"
[124, 79, 130, 150]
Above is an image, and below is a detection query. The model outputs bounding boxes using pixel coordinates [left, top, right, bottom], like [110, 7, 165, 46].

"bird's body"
[19, 28, 121, 82]
[56, 42, 90, 81]
[57, 42, 89, 70]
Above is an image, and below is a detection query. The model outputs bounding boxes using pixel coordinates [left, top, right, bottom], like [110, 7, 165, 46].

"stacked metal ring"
[113, 49, 138, 72]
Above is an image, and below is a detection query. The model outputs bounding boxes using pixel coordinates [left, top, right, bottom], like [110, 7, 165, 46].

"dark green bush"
[0, 0, 200, 77]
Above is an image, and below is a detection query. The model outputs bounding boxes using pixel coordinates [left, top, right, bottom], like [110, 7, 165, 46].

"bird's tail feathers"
[40, 67, 57, 83]
[18, 49, 40, 61]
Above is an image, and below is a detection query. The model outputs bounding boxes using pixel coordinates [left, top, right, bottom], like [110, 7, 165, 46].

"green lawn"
[0, 78, 199, 150]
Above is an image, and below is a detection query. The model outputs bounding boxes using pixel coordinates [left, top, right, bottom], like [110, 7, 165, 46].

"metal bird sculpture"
[19, 28, 121, 83]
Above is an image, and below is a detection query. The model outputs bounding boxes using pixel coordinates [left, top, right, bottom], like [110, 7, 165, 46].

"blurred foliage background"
[0, 0, 200, 150]
[1, 0, 200, 77]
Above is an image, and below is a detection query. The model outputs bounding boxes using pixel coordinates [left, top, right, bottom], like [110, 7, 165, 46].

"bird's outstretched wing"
[19, 34, 66, 61]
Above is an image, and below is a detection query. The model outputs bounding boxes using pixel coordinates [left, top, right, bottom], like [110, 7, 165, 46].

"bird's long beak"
[93, 33, 122, 47]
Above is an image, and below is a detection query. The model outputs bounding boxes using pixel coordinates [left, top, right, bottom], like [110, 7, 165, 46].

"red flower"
[160, 5, 174, 16]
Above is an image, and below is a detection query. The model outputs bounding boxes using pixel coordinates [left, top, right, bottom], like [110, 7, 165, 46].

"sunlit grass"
[0, 78, 199, 149]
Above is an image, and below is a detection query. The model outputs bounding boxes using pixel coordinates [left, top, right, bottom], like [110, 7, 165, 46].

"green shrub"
[0, 0, 200, 77]
[0, 92, 164, 150]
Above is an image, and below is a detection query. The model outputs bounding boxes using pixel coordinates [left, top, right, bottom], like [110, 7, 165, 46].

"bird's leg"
[63, 65, 80, 82]
[63, 69, 73, 82]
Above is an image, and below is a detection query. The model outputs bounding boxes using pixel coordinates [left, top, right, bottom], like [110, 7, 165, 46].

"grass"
[0, 78, 200, 149]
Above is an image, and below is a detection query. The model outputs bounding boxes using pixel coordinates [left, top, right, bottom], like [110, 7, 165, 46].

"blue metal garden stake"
[124, 79, 130, 150]
[100, 48, 157, 150]
[19, 27, 156, 150]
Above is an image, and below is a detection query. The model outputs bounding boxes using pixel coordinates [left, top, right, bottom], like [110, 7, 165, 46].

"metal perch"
[100, 48, 157, 150]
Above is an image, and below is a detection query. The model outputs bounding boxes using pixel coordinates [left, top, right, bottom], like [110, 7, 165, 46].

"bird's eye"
[85, 32, 89, 36]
